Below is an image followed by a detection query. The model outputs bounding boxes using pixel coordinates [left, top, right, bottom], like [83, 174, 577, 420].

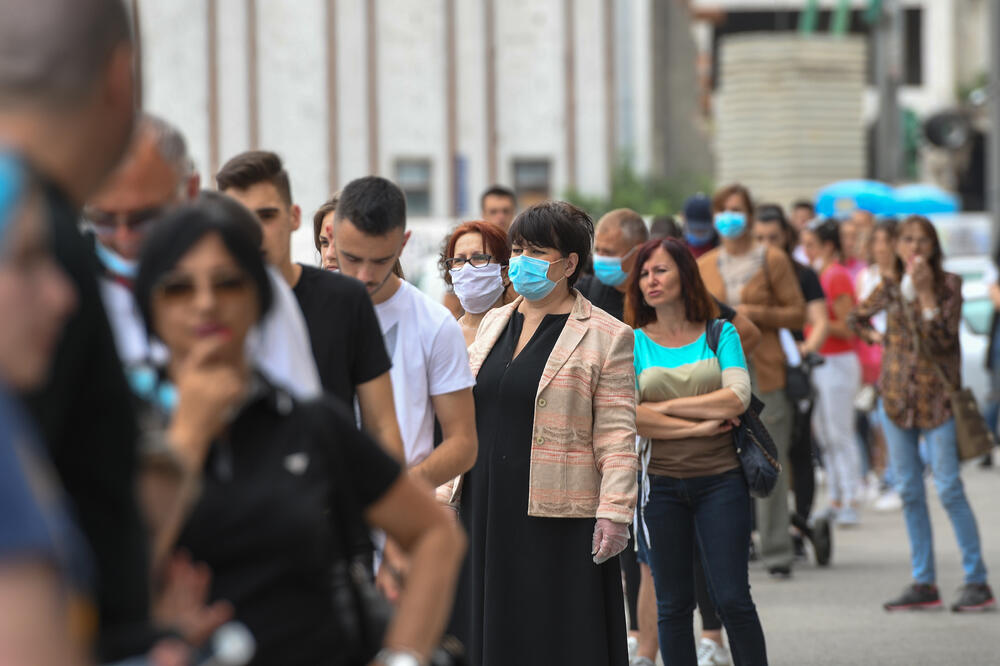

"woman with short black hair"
[133, 195, 467, 666]
[447, 201, 639, 666]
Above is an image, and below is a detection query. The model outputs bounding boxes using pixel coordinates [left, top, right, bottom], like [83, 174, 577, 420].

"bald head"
[88, 115, 195, 260]
[0, 0, 132, 108]
[596, 208, 649, 250]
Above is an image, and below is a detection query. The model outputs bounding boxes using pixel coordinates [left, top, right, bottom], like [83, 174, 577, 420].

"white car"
[943, 255, 993, 407]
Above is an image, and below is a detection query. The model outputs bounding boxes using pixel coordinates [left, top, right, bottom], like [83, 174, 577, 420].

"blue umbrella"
[891, 184, 960, 216]
[815, 180, 896, 218]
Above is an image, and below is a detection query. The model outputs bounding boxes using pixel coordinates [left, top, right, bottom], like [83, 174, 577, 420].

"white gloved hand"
[591, 518, 630, 565]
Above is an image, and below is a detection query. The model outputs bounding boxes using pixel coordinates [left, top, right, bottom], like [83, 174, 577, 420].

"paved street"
[747, 465, 1000, 665]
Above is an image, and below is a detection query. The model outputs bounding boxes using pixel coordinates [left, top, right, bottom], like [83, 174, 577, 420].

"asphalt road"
[745, 464, 1000, 665]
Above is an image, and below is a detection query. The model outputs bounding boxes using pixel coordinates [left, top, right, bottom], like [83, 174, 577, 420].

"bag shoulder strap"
[705, 318, 724, 355]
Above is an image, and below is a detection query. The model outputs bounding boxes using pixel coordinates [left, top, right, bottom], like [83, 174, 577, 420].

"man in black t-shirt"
[217, 151, 404, 460]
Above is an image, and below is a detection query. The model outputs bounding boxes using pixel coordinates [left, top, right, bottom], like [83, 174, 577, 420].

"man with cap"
[681, 194, 719, 259]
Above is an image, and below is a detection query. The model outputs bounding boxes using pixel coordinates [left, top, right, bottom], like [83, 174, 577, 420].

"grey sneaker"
[884, 583, 942, 611]
[630, 658, 656, 666]
[951, 584, 997, 612]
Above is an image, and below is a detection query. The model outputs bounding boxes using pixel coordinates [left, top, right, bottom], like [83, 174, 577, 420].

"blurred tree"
[564, 160, 712, 220]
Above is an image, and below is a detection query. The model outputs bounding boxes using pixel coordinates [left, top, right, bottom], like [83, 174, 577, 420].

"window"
[512, 159, 551, 208]
[395, 159, 432, 216]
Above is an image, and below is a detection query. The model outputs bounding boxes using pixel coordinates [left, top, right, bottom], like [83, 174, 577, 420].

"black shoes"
[767, 565, 792, 579]
[950, 584, 997, 613]
[884, 584, 943, 611]
[810, 516, 832, 567]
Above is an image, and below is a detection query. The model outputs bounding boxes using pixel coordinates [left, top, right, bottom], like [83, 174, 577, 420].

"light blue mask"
[127, 365, 178, 414]
[714, 211, 748, 239]
[592, 247, 636, 287]
[0, 154, 25, 252]
[95, 241, 138, 280]
[508, 255, 564, 301]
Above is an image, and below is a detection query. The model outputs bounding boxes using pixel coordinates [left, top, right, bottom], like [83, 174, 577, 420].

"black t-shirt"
[576, 274, 737, 323]
[292, 265, 391, 405]
[792, 262, 825, 340]
[176, 384, 401, 666]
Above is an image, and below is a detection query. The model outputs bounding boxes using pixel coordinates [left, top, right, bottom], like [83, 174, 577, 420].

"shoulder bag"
[903, 307, 995, 462]
[705, 319, 782, 498]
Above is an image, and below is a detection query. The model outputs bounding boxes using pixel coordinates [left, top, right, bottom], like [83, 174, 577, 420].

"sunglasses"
[83, 205, 166, 235]
[154, 272, 251, 302]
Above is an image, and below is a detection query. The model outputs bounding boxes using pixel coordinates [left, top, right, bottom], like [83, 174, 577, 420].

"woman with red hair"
[440, 220, 515, 346]
[628, 237, 768, 665]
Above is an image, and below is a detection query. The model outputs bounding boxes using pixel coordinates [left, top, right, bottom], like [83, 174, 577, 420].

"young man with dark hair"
[480, 184, 517, 231]
[334, 176, 477, 487]
[217, 153, 404, 461]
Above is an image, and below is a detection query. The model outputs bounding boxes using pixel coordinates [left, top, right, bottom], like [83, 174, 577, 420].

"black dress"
[452, 312, 628, 666]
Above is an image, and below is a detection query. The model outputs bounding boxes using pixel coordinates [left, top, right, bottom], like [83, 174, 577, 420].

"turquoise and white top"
[633, 320, 751, 479]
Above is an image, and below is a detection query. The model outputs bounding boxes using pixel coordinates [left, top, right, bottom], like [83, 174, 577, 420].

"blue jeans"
[878, 403, 988, 585]
[644, 469, 767, 666]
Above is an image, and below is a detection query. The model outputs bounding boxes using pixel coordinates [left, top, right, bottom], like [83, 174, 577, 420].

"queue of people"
[1, 3, 997, 666]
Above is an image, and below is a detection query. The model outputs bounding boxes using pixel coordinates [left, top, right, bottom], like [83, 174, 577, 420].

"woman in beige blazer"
[446, 201, 638, 666]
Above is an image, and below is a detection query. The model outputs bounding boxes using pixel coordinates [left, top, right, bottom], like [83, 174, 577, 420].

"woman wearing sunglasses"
[130, 193, 466, 666]
[440, 220, 515, 346]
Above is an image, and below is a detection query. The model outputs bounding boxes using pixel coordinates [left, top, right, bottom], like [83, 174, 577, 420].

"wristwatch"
[374, 648, 425, 666]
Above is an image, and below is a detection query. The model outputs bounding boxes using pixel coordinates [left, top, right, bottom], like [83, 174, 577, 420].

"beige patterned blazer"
[441, 290, 638, 523]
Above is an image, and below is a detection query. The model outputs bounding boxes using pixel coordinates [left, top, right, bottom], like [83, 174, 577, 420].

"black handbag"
[705, 320, 782, 498]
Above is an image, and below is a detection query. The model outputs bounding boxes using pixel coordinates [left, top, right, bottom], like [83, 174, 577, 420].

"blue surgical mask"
[592, 247, 636, 287]
[685, 229, 714, 248]
[95, 241, 138, 280]
[714, 211, 748, 239]
[508, 255, 564, 301]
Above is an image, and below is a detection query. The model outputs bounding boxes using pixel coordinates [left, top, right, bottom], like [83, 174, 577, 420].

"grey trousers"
[755, 385, 794, 570]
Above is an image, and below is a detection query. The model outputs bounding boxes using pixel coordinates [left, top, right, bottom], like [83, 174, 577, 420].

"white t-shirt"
[100, 266, 321, 400]
[374, 280, 475, 466]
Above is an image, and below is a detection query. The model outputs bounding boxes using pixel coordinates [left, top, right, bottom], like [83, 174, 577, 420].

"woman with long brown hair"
[629, 237, 767, 665]
[850, 215, 994, 612]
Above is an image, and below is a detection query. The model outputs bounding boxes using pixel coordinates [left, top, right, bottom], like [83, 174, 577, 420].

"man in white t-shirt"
[334, 176, 477, 487]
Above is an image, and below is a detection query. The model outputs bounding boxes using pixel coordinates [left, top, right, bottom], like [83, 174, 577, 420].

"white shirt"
[374, 280, 475, 466]
[100, 266, 321, 400]
[855, 266, 887, 335]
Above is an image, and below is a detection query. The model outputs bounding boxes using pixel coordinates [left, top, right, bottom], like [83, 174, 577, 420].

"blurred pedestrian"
[131, 194, 467, 665]
[0, 0, 162, 658]
[789, 200, 814, 265]
[480, 185, 517, 232]
[697, 184, 806, 578]
[447, 201, 638, 666]
[88, 117, 322, 399]
[650, 215, 683, 240]
[800, 218, 864, 526]
[313, 195, 339, 270]
[0, 155, 85, 666]
[629, 237, 767, 666]
[440, 220, 514, 346]
[681, 194, 719, 259]
[754, 204, 831, 562]
[850, 215, 995, 612]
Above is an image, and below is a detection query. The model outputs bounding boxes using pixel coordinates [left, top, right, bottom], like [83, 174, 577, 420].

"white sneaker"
[836, 505, 860, 527]
[697, 637, 731, 666]
[630, 658, 655, 666]
[627, 636, 639, 660]
[873, 489, 903, 512]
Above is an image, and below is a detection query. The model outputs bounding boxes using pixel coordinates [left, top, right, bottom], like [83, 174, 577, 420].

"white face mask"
[450, 262, 505, 314]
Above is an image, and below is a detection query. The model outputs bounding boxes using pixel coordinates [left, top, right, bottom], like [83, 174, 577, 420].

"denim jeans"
[644, 469, 768, 666]
[878, 403, 988, 585]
